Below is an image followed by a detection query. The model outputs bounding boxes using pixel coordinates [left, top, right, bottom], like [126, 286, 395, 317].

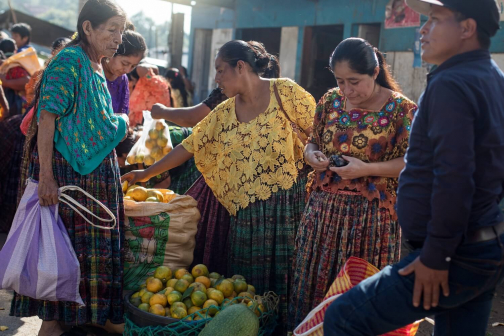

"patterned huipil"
[308, 88, 417, 217]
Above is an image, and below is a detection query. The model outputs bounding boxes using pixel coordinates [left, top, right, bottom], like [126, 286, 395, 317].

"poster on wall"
[385, 0, 421, 29]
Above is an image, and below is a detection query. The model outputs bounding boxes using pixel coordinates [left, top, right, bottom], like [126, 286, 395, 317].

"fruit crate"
[124, 292, 279, 336]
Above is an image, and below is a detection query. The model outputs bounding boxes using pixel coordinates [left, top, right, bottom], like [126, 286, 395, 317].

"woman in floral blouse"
[123, 40, 316, 328]
[289, 38, 417, 328]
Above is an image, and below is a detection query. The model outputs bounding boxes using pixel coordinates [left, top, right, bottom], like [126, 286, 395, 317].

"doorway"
[301, 25, 344, 101]
[237, 28, 282, 57]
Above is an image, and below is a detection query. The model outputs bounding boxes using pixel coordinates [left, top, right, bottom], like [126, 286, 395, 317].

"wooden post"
[169, 13, 185, 69]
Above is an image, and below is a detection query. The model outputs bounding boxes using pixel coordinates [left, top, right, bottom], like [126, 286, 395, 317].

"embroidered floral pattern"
[308, 87, 417, 218]
[182, 78, 316, 215]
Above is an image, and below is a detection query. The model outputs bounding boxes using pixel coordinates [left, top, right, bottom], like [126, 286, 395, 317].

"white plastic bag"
[126, 111, 173, 166]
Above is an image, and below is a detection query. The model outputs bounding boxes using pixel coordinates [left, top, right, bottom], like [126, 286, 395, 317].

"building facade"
[188, 0, 504, 103]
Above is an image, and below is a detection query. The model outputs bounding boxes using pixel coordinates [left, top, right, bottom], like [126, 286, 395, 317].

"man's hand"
[399, 256, 449, 310]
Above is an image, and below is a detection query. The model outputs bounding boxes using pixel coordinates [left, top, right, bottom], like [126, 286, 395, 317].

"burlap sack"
[123, 195, 200, 290]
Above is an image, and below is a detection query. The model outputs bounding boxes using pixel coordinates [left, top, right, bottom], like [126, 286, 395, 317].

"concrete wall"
[279, 27, 299, 81]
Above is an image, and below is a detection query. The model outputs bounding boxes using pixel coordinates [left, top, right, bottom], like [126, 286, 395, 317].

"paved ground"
[1, 233, 504, 335]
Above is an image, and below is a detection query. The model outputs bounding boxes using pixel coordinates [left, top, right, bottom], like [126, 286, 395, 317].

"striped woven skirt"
[228, 175, 308, 328]
[289, 189, 401, 329]
[186, 176, 231, 276]
[10, 147, 125, 326]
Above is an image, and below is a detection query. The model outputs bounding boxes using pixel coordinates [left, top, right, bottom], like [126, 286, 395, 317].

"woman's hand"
[329, 155, 370, 180]
[121, 170, 150, 185]
[38, 175, 59, 206]
[305, 150, 329, 172]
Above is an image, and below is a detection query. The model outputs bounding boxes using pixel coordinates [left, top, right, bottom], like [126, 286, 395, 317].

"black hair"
[0, 38, 16, 55]
[116, 30, 147, 58]
[453, 11, 491, 49]
[165, 68, 188, 107]
[11, 23, 31, 43]
[217, 40, 281, 79]
[329, 38, 401, 93]
[51, 37, 71, 52]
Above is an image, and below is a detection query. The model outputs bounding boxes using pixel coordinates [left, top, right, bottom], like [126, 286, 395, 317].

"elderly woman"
[10, 1, 128, 335]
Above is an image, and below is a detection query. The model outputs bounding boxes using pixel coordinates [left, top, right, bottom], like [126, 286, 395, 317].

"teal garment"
[37, 46, 126, 175]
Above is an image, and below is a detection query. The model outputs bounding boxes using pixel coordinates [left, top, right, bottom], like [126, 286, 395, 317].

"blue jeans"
[324, 234, 504, 336]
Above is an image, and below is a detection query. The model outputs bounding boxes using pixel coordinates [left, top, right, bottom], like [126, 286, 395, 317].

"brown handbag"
[273, 83, 308, 145]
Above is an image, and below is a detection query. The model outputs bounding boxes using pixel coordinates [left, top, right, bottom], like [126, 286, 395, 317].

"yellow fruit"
[210, 278, 218, 288]
[185, 316, 193, 321]
[238, 292, 253, 303]
[183, 297, 194, 309]
[188, 306, 201, 315]
[155, 121, 166, 131]
[174, 279, 190, 293]
[163, 191, 177, 203]
[191, 290, 208, 307]
[126, 155, 135, 165]
[167, 279, 178, 288]
[149, 303, 165, 316]
[247, 301, 265, 317]
[122, 181, 128, 193]
[138, 288, 147, 297]
[191, 264, 209, 278]
[171, 301, 187, 314]
[157, 136, 168, 148]
[203, 299, 219, 316]
[125, 189, 135, 198]
[206, 288, 216, 297]
[138, 303, 149, 312]
[233, 279, 248, 294]
[216, 280, 234, 297]
[123, 196, 133, 201]
[171, 307, 187, 319]
[163, 146, 172, 155]
[149, 293, 168, 307]
[165, 287, 174, 296]
[127, 184, 138, 192]
[175, 269, 189, 280]
[151, 147, 163, 160]
[145, 196, 159, 202]
[208, 289, 224, 305]
[195, 276, 211, 289]
[141, 291, 154, 304]
[145, 138, 156, 150]
[144, 155, 155, 166]
[154, 266, 172, 283]
[248, 285, 256, 293]
[146, 277, 164, 293]
[149, 129, 159, 140]
[135, 154, 144, 164]
[131, 292, 141, 299]
[194, 315, 203, 321]
[167, 291, 183, 305]
[232, 274, 245, 281]
[189, 282, 207, 293]
[165, 307, 171, 317]
[209, 272, 220, 279]
[181, 274, 194, 284]
[131, 187, 148, 202]
[147, 190, 165, 202]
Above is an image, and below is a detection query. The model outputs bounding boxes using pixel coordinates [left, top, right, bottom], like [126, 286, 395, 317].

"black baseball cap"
[405, 0, 501, 37]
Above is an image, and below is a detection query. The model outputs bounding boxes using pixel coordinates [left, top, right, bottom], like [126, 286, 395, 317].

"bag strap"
[59, 186, 116, 230]
[273, 83, 307, 137]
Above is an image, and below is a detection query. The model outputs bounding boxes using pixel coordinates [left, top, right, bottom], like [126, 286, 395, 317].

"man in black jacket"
[323, 1, 504, 335]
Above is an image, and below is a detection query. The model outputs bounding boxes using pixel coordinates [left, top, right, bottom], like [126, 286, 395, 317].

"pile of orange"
[129, 264, 266, 320]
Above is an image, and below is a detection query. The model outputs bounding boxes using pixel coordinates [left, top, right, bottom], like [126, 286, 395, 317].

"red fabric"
[20, 107, 35, 135]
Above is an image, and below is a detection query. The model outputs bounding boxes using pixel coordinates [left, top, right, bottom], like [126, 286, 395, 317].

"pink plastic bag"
[0, 179, 116, 304]
[20, 107, 35, 135]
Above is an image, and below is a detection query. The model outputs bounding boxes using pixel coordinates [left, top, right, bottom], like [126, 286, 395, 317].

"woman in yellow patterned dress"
[122, 40, 316, 326]
[289, 38, 417, 328]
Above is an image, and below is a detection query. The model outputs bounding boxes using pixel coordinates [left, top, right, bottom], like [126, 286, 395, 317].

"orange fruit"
[138, 303, 149, 312]
[191, 264, 209, 278]
[165, 307, 171, 317]
[149, 293, 168, 307]
[171, 307, 187, 319]
[170, 301, 187, 314]
[167, 291, 182, 305]
[154, 266, 172, 284]
[149, 303, 165, 316]
[233, 279, 248, 294]
[195, 276, 211, 289]
[238, 292, 253, 304]
[248, 285, 256, 294]
[175, 269, 189, 280]
[203, 299, 219, 316]
[208, 289, 224, 305]
[167, 279, 178, 289]
[232, 274, 246, 281]
[181, 274, 195, 284]
[191, 290, 208, 307]
[248, 301, 266, 317]
[174, 279, 190, 293]
[141, 291, 154, 304]
[165, 287, 175, 296]
[189, 282, 207, 293]
[216, 279, 234, 297]
[188, 306, 202, 315]
[146, 278, 164, 293]
[209, 272, 220, 279]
